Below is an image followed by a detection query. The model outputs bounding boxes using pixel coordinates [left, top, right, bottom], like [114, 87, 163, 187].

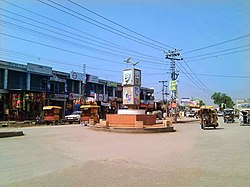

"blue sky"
[1, 0, 250, 105]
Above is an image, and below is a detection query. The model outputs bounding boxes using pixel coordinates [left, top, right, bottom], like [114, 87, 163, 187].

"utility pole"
[165, 49, 183, 122]
[82, 64, 86, 102]
[159, 80, 168, 104]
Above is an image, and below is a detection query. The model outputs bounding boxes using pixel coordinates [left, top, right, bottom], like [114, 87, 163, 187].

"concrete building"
[0, 60, 154, 121]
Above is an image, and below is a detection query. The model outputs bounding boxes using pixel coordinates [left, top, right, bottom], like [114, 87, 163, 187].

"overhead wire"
[185, 48, 250, 63]
[181, 55, 212, 92]
[1, 0, 245, 98]
[66, 0, 175, 50]
[176, 63, 212, 96]
[1, 20, 168, 66]
[36, 0, 165, 51]
[0, 0, 164, 61]
[0, 8, 166, 63]
[183, 33, 250, 54]
[184, 44, 250, 59]
[0, 47, 163, 71]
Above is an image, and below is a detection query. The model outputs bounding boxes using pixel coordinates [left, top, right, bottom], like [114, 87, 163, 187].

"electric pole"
[165, 49, 183, 122]
[82, 64, 86, 102]
[159, 80, 168, 104]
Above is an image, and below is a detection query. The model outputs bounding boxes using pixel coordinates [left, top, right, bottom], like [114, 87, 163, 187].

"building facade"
[0, 60, 154, 121]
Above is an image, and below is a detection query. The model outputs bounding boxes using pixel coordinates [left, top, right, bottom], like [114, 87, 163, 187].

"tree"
[199, 100, 206, 106]
[211, 92, 234, 109]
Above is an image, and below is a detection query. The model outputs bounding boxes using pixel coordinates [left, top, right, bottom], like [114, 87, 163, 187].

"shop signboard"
[51, 94, 68, 101]
[169, 80, 177, 91]
[97, 94, 104, 101]
[68, 93, 81, 100]
[107, 81, 118, 88]
[70, 71, 86, 83]
[117, 86, 123, 91]
[27, 63, 52, 75]
[86, 74, 99, 83]
[180, 98, 191, 106]
[171, 102, 177, 108]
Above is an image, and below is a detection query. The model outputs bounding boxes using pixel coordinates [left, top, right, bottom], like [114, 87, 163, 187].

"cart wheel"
[201, 124, 204, 129]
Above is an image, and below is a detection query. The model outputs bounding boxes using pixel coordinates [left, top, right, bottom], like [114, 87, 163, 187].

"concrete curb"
[0, 131, 25, 138]
[88, 126, 175, 134]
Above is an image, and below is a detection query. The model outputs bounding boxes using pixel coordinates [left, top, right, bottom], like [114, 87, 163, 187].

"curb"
[88, 126, 175, 134]
[0, 131, 25, 138]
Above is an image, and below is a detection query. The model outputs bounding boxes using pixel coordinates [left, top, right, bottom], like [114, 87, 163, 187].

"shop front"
[49, 94, 68, 117]
[3, 91, 45, 121]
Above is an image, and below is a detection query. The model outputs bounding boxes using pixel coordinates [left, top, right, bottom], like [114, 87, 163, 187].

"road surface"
[0, 117, 250, 187]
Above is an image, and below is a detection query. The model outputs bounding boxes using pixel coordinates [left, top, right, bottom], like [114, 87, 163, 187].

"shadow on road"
[177, 119, 200, 123]
[203, 127, 224, 130]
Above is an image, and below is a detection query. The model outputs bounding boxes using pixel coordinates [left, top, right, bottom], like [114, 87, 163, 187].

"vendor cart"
[43, 106, 63, 125]
[80, 103, 100, 125]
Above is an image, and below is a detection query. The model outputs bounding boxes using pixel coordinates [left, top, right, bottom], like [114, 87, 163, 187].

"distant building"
[236, 99, 250, 110]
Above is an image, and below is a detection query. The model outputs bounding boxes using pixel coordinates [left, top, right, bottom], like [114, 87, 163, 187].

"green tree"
[199, 100, 206, 106]
[211, 92, 234, 108]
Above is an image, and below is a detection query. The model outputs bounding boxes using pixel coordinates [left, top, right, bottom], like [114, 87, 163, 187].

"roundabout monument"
[91, 60, 174, 133]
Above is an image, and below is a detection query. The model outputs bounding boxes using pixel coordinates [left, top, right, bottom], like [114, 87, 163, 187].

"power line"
[0, 47, 163, 72]
[0, 8, 165, 63]
[176, 63, 212, 95]
[36, 0, 165, 51]
[183, 34, 250, 54]
[185, 48, 250, 63]
[0, 51, 122, 73]
[0, 0, 164, 61]
[184, 72, 250, 78]
[1, 19, 168, 66]
[185, 44, 250, 59]
[0, 32, 127, 64]
[67, 0, 175, 50]
[181, 54, 212, 93]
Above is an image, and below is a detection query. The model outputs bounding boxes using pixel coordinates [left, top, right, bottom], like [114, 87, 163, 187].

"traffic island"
[88, 125, 175, 133]
[0, 131, 24, 138]
[88, 117, 175, 134]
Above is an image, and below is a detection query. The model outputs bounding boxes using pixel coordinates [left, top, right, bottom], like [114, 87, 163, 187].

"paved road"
[1, 118, 250, 187]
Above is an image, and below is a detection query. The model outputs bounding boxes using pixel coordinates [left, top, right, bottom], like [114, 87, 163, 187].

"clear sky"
[1, 0, 250, 105]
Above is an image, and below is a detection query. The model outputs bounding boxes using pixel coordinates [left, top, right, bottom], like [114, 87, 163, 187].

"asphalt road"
[1, 117, 250, 187]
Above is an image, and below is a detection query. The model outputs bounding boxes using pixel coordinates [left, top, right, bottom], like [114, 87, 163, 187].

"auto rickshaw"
[200, 106, 219, 130]
[223, 108, 235, 123]
[80, 102, 100, 125]
[43, 106, 63, 125]
[239, 109, 250, 126]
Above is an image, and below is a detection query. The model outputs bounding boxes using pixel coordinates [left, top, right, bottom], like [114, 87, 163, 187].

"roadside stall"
[43, 106, 63, 125]
[80, 102, 100, 125]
